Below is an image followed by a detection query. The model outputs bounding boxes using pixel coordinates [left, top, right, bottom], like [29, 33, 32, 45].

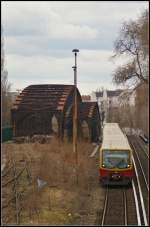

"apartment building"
[91, 89, 123, 122]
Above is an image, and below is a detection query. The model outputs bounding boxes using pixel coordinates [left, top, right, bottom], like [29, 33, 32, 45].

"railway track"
[136, 135, 149, 158]
[101, 186, 126, 226]
[128, 135, 149, 225]
[96, 181, 147, 226]
[99, 185, 137, 226]
[94, 135, 149, 226]
[127, 136, 149, 186]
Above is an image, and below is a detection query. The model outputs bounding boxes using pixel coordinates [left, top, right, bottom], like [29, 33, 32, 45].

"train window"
[102, 150, 130, 169]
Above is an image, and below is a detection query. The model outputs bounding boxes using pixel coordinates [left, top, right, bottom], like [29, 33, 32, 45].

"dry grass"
[2, 137, 100, 225]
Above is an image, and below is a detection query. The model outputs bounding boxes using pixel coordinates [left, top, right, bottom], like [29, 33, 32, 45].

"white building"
[92, 87, 137, 126]
[91, 88, 137, 124]
[91, 89, 123, 123]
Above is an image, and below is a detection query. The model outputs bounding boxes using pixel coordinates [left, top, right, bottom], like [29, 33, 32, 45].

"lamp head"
[72, 49, 79, 53]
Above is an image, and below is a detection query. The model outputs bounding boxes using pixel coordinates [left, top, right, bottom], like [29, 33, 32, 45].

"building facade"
[91, 89, 122, 123]
[91, 88, 136, 124]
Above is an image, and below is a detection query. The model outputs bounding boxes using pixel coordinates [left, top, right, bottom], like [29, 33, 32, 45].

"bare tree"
[1, 27, 12, 127]
[112, 9, 149, 87]
[111, 10, 148, 134]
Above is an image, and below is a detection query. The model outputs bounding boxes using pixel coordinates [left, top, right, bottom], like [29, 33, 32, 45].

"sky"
[2, 1, 149, 95]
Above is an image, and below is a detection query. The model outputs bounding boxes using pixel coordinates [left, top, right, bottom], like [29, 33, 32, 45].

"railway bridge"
[11, 84, 101, 142]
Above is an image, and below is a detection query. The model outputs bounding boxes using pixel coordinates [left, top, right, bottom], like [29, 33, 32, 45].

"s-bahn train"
[99, 123, 133, 185]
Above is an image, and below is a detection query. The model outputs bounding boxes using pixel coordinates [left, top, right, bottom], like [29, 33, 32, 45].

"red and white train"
[99, 123, 133, 185]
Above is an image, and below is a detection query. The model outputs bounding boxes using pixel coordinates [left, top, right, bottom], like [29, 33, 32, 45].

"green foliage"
[2, 127, 13, 142]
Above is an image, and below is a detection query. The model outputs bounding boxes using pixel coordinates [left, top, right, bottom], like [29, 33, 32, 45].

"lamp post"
[72, 49, 79, 184]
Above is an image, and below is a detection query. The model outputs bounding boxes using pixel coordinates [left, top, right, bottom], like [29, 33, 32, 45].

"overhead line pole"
[72, 49, 79, 185]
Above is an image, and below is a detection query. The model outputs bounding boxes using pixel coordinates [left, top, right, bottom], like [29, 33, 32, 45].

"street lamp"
[72, 49, 79, 86]
[72, 49, 79, 184]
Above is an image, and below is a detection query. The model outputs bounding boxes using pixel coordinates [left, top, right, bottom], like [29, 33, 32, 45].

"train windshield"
[102, 150, 130, 169]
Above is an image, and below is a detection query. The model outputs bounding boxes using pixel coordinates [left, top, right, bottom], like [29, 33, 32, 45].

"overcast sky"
[2, 1, 148, 94]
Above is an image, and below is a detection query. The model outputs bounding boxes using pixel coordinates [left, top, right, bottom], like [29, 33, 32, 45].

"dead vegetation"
[2, 137, 103, 225]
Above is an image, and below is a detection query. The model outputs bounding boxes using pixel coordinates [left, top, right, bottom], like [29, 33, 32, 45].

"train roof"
[101, 123, 131, 150]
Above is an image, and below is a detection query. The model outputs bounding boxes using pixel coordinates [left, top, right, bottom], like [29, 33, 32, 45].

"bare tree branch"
[112, 10, 149, 87]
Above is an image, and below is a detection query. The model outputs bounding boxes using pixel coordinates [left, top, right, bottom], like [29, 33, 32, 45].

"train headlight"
[127, 164, 130, 168]
[102, 164, 105, 167]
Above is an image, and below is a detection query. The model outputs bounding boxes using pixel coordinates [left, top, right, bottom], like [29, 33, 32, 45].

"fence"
[2, 126, 13, 142]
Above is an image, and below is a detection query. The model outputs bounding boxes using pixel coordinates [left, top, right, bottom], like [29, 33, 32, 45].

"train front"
[99, 149, 133, 185]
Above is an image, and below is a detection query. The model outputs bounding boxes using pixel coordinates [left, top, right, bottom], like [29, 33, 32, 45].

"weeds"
[2, 137, 97, 225]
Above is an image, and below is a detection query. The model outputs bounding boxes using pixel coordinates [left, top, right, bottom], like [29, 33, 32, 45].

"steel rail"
[132, 180, 142, 226]
[132, 156, 148, 226]
[135, 136, 149, 159]
[123, 190, 128, 226]
[101, 187, 128, 226]
[101, 186, 108, 226]
[131, 142, 149, 192]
